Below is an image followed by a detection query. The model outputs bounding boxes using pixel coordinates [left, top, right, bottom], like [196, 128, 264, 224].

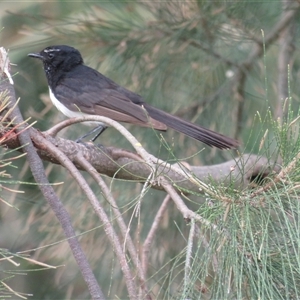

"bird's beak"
[28, 52, 44, 60]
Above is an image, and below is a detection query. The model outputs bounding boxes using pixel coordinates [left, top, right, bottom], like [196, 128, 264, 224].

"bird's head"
[28, 45, 83, 74]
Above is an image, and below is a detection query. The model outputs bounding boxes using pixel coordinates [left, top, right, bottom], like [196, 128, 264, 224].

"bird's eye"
[47, 52, 55, 59]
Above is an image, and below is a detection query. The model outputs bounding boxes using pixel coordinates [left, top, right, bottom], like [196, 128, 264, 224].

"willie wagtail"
[28, 45, 238, 149]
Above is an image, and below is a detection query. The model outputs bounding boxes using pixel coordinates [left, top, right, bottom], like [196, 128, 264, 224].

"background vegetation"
[1, 1, 300, 299]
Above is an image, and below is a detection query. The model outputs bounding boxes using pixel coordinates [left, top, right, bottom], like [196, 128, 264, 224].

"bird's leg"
[90, 124, 108, 142]
[75, 124, 108, 143]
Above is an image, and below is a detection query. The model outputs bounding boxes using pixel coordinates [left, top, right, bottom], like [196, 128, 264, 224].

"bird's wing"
[54, 76, 167, 130]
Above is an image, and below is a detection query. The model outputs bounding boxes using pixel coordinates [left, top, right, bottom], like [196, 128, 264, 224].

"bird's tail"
[144, 104, 239, 149]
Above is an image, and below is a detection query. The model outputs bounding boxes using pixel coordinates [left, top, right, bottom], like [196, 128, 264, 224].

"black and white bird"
[28, 45, 238, 149]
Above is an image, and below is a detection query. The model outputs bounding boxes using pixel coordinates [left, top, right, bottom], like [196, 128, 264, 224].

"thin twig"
[250, 148, 300, 199]
[76, 153, 149, 299]
[161, 179, 222, 232]
[142, 194, 170, 276]
[184, 218, 195, 295]
[31, 134, 138, 300]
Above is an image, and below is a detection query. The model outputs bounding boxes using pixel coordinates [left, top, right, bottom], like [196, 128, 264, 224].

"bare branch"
[142, 195, 170, 277]
[75, 153, 149, 298]
[184, 218, 195, 295]
[161, 178, 221, 231]
[30, 134, 138, 300]
[0, 123, 280, 192]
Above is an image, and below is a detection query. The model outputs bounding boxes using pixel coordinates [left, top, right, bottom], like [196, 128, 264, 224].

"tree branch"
[0, 122, 280, 193]
[142, 195, 170, 278]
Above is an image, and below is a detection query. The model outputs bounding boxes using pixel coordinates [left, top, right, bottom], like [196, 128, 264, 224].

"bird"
[28, 45, 238, 149]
